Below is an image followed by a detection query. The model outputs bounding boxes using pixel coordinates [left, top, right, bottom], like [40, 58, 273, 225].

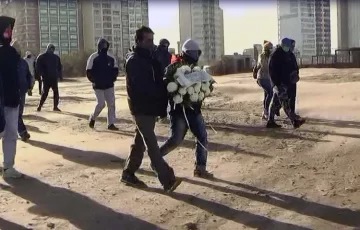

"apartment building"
[38, 0, 81, 55]
[277, 0, 331, 57]
[81, 0, 149, 62]
[179, 0, 224, 64]
[337, 0, 360, 48]
[0, 0, 40, 54]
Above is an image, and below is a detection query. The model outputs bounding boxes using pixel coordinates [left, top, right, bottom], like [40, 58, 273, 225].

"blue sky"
[148, 0, 338, 54]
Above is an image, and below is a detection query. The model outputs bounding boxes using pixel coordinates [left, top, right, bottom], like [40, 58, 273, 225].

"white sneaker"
[2, 167, 24, 179]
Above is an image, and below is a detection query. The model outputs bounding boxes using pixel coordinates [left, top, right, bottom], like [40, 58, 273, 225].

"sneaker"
[293, 118, 306, 129]
[194, 167, 214, 179]
[53, 107, 61, 112]
[164, 178, 182, 193]
[2, 168, 24, 179]
[266, 121, 282, 129]
[20, 132, 31, 142]
[121, 172, 147, 188]
[89, 119, 95, 128]
[36, 106, 41, 112]
[108, 124, 119, 131]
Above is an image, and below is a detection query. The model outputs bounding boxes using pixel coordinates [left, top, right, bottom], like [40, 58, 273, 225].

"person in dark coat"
[11, 40, 32, 142]
[86, 38, 119, 131]
[0, 16, 23, 178]
[35, 43, 62, 112]
[288, 39, 302, 119]
[158, 39, 213, 178]
[267, 38, 305, 129]
[153, 38, 171, 73]
[121, 26, 181, 192]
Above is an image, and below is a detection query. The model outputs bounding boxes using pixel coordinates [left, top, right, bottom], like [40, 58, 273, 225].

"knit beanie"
[182, 39, 200, 52]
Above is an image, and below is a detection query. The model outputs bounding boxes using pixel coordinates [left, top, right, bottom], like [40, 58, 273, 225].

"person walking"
[35, 43, 62, 112]
[288, 39, 302, 119]
[267, 38, 305, 129]
[158, 39, 213, 178]
[255, 41, 274, 120]
[24, 51, 36, 96]
[86, 38, 119, 131]
[121, 26, 181, 192]
[11, 41, 33, 141]
[0, 16, 23, 178]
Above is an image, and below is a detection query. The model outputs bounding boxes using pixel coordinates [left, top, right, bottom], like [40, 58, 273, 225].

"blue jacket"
[18, 58, 32, 95]
[86, 38, 118, 90]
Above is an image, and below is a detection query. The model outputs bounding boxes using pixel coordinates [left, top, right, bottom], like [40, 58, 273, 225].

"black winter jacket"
[269, 46, 294, 87]
[36, 51, 62, 83]
[125, 47, 168, 117]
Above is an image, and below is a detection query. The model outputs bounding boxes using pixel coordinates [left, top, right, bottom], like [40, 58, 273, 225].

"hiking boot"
[20, 132, 31, 142]
[194, 166, 214, 179]
[53, 107, 61, 112]
[2, 168, 24, 179]
[164, 178, 182, 193]
[275, 110, 280, 117]
[89, 119, 95, 129]
[266, 121, 282, 129]
[293, 118, 306, 129]
[108, 124, 119, 131]
[121, 172, 147, 188]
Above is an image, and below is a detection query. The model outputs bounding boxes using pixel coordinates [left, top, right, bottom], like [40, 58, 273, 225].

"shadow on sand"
[0, 177, 163, 230]
[0, 217, 29, 230]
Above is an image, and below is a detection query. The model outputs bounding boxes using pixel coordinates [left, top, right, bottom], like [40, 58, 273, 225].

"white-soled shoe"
[2, 167, 24, 179]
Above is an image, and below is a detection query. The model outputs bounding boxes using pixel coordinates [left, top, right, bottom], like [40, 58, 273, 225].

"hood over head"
[181, 39, 201, 64]
[159, 38, 170, 47]
[46, 43, 55, 53]
[0, 16, 15, 45]
[97, 38, 110, 53]
[280, 38, 292, 52]
[263, 41, 273, 51]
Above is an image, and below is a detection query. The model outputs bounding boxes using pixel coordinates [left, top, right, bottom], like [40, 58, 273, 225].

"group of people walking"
[254, 38, 306, 129]
[1, 15, 305, 195]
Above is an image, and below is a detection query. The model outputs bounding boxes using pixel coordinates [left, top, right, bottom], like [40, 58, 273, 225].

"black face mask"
[27, 55, 31, 58]
[183, 50, 200, 64]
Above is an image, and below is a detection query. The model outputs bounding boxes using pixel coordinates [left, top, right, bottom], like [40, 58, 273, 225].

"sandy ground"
[1, 68, 360, 230]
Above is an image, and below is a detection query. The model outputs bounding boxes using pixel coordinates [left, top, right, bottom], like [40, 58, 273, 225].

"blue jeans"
[159, 112, 208, 167]
[257, 78, 273, 116]
[18, 93, 27, 136]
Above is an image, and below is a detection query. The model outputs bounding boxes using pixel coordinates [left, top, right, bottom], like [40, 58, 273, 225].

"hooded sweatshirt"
[0, 16, 20, 108]
[36, 43, 62, 82]
[24, 51, 35, 77]
[256, 42, 273, 80]
[86, 38, 119, 90]
[153, 38, 171, 74]
[11, 40, 32, 95]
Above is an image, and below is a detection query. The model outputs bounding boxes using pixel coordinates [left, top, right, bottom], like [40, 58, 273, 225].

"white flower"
[198, 92, 205, 101]
[193, 66, 202, 72]
[176, 67, 185, 74]
[201, 82, 209, 92]
[178, 87, 187, 95]
[204, 88, 211, 96]
[173, 94, 183, 104]
[181, 65, 191, 73]
[174, 69, 184, 79]
[190, 93, 199, 102]
[194, 82, 201, 93]
[167, 82, 178, 93]
[187, 86, 195, 95]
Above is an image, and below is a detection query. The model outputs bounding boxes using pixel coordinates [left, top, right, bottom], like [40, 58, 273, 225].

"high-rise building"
[0, 0, 40, 54]
[277, 0, 331, 57]
[179, 0, 224, 64]
[0, 0, 81, 55]
[337, 0, 360, 49]
[81, 0, 149, 64]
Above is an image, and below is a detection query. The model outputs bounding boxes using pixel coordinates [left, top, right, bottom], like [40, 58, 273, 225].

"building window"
[41, 33, 49, 39]
[69, 18, 77, 24]
[49, 9, 57, 15]
[113, 24, 121, 29]
[59, 17, 68, 24]
[70, 42, 78, 48]
[70, 34, 78, 40]
[40, 26, 49, 31]
[69, 10, 76, 16]
[69, 27, 77, 32]
[51, 26, 59, 31]
[60, 34, 69, 39]
[60, 10, 67, 16]
[60, 26, 68, 31]
[61, 42, 69, 47]
[40, 9, 48, 15]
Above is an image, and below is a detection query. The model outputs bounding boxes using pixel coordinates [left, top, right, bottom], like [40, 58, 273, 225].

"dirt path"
[0, 68, 360, 230]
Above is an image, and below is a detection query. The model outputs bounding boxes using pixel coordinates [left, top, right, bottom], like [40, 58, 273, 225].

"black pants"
[39, 80, 59, 108]
[123, 115, 176, 188]
[38, 79, 42, 95]
[287, 83, 297, 113]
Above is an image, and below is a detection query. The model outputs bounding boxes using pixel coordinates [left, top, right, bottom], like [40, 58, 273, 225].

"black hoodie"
[35, 43, 62, 83]
[0, 16, 20, 108]
[86, 38, 119, 90]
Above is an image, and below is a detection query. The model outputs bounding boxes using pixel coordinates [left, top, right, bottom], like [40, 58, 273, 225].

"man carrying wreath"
[158, 39, 213, 178]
